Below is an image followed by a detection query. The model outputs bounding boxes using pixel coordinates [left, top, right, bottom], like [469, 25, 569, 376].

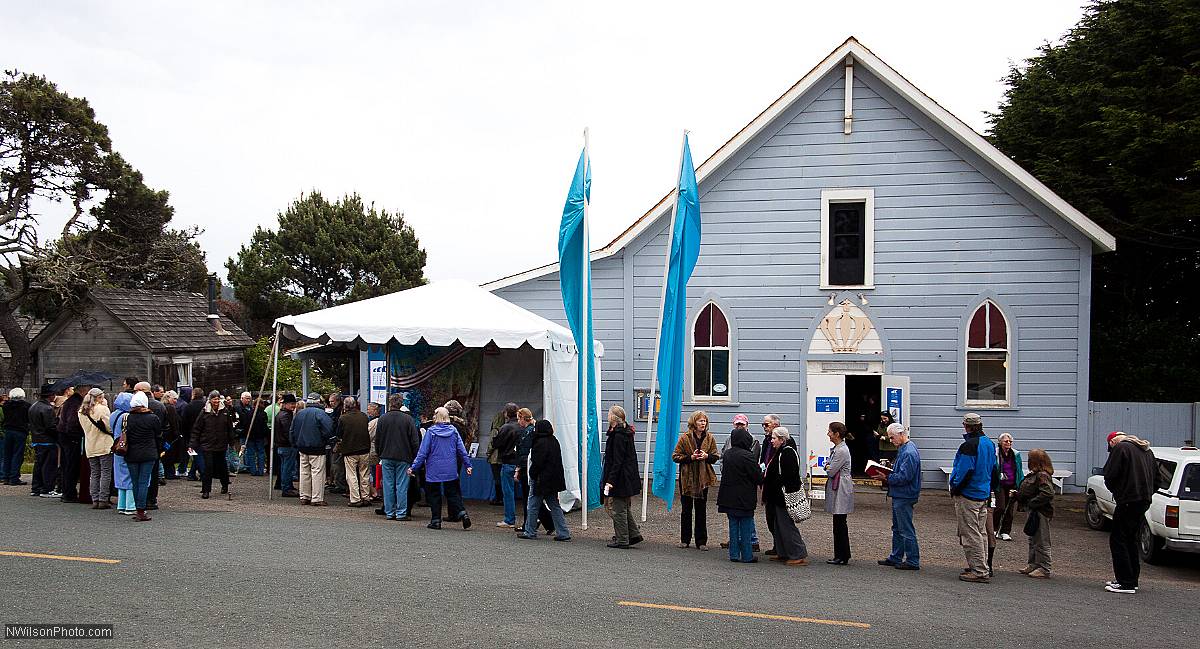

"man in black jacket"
[1102, 431, 1157, 594]
[338, 397, 372, 507]
[375, 393, 421, 520]
[29, 386, 59, 497]
[273, 394, 299, 496]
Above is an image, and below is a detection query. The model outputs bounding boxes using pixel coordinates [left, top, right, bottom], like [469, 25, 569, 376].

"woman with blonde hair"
[79, 388, 113, 509]
[602, 405, 642, 549]
[672, 410, 720, 550]
[1014, 448, 1055, 578]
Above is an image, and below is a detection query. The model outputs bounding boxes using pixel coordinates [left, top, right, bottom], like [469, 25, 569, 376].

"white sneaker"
[1000, 533, 1013, 541]
[41, 490, 62, 498]
[1104, 583, 1137, 594]
[496, 521, 514, 528]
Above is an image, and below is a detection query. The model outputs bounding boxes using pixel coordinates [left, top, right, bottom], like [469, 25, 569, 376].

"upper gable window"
[692, 302, 731, 400]
[820, 189, 875, 289]
[966, 300, 1010, 404]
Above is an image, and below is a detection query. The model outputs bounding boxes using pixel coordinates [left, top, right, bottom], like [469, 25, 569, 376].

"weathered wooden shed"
[486, 38, 1117, 489]
[32, 288, 255, 394]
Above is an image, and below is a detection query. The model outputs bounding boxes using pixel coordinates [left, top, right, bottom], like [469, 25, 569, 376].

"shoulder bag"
[780, 447, 811, 523]
[111, 413, 129, 456]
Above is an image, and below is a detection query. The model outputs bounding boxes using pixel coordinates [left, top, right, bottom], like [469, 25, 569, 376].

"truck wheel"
[1139, 520, 1165, 564]
[1085, 493, 1109, 531]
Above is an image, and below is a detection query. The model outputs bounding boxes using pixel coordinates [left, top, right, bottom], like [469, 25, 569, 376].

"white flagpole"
[641, 130, 689, 523]
[267, 325, 281, 501]
[580, 127, 590, 530]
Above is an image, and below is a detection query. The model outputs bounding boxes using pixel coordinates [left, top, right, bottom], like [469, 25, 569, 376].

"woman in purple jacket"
[409, 407, 473, 530]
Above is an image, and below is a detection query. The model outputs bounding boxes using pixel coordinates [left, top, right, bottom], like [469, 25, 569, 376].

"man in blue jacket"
[290, 393, 335, 506]
[878, 423, 922, 570]
[949, 413, 997, 583]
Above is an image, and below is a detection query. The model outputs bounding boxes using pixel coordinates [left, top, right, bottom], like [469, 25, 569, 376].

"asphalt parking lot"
[1, 475, 1196, 648]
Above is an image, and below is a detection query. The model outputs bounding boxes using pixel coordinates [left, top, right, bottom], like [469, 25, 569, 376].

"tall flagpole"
[267, 324, 281, 501]
[641, 130, 689, 522]
[580, 127, 590, 530]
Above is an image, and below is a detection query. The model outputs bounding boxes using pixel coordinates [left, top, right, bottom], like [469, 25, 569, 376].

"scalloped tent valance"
[274, 280, 603, 356]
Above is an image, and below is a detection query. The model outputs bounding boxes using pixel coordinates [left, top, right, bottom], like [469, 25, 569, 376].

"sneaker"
[30, 491, 40, 497]
[496, 522, 515, 528]
[959, 573, 990, 583]
[1104, 583, 1136, 594]
[517, 532, 538, 540]
[461, 515, 472, 530]
[676, 542, 690, 549]
[310, 501, 328, 507]
[1000, 533, 1013, 541]
[1027, 568, 1051, 579]
[42, 490, 62, 498]
[696, 545, 709, 551]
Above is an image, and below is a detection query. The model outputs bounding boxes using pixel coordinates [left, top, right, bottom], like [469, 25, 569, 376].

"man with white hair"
[878, 422, 922, 571]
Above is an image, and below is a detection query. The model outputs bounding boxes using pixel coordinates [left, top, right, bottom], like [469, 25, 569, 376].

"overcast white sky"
[6, 1, 1087, 285]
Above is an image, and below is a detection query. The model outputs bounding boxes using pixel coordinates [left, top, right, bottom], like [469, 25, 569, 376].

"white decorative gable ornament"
[809, 300, 883, 355]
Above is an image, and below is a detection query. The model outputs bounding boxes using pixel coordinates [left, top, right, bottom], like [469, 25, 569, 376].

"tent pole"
[267, 325, 281, 501]
[641, 130, 688, 523]
[580, 126, 590, 530]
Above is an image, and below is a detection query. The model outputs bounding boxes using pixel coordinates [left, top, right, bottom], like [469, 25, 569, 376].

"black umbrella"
[50, 370, 118, 392]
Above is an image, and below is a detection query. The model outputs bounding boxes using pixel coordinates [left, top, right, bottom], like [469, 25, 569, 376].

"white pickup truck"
[1085, 446, 1200, 563]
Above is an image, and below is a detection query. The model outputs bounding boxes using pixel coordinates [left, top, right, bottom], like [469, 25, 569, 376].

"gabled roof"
[34, 288, 256, 352]
[0, 315, 47, 359]
[484, 37, 1117, 291]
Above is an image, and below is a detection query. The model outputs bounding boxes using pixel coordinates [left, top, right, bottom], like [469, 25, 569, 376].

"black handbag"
[1023, 511, 1041, 536]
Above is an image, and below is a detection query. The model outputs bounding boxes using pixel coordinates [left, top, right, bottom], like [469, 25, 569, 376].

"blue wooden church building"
[485, 38, 1115, 489]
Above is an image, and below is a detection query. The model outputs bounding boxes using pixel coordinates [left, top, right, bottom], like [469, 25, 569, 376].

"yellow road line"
[0, 551, 120, 565]
[617, 601, 870, 629]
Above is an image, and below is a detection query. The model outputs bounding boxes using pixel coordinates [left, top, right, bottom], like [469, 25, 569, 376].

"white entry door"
[806, 373, 845, 477]
[881, 374, 911, 427]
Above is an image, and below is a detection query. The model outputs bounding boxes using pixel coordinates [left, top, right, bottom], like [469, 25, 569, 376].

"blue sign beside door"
[814, 397, 840, 413]
[886, 387, 903, 423]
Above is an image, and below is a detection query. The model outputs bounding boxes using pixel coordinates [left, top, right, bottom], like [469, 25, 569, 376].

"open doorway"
[845, 374, 881, 475]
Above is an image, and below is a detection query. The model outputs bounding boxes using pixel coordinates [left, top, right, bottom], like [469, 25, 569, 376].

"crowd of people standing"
[2, 383, 1160, 594]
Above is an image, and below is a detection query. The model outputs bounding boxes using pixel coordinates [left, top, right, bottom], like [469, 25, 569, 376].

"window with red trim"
[966, 301, 1009, 404]
[693, 303, 731, 399]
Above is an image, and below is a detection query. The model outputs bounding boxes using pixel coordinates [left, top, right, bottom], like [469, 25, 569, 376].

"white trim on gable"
[483, 37, 1115, 292]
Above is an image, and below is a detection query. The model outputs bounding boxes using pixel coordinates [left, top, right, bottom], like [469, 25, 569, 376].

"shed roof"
[85, 288, 255, 351]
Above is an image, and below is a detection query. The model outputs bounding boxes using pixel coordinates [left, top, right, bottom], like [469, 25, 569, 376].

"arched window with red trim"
[693, 302, 731, 400]
[966, 300, 1009, 404]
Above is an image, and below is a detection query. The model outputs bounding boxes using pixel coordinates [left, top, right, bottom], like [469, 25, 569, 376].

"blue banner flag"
[651, 135, 702, 510]
[558, 147, 603, 511]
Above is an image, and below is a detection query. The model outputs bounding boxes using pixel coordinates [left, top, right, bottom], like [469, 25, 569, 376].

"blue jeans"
[380, 459, 411, 519]
[2, 429, 28, 482]
[523, 481, 570, 540]
[887, 497, 920, 567]
[500, 464, 518, 524]
[277, 448, 299, 492]
[245, 438, 266, 475]
[127, 460, 155, 511]
[727, 514, 755, 562]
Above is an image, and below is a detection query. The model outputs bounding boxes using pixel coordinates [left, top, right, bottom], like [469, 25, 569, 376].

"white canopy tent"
[273, 280, 602, 511]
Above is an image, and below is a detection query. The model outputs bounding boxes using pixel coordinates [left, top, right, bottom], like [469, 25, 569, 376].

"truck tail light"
[1166, 505, 1179, 528]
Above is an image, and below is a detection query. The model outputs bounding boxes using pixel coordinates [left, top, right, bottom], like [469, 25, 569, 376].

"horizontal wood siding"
[37, 306, 149, 389]
[497, 66, 1089, 485]
[493, 255, 626, 407]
